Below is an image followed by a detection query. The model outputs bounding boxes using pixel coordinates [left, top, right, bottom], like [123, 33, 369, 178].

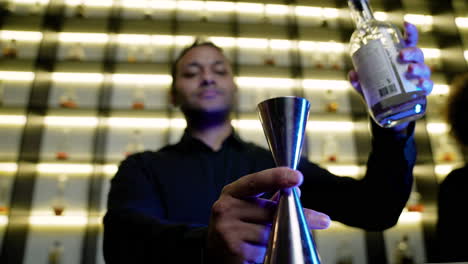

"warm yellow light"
[0, 30, 43, 42]
[432, 84, 449, 95]
[174, 36, 195, 46]
[236, 77, 295, 89]
[326, 165, 361, 177]
[107, 117, 170, 128]
[36, 163, 94, 174]
[236, 2, 263, 14]
[29, 212, 88, 227]
[322, 8, 339, 19]
[404, 14, 433, 26]
[295, 6, 323, 18]
[120, 0, 146, 8]
[208, 37, 236, 48]
[302, 79, 350, 90]
[398, 211, 422, 224]
[421, 48, 441, 59]
[374, 11, 388, 21]
[455, 17, 468, 29]
[465, 51, 468, 62]
[231, 119, 261, 130]
[307, 121, 354, 132]
[0, 163, 18, 173]
[237, 38, 269, 49]
[426, 123, 447, 134]
[152, 35, 174, 45]
[265, 4, 289, 16]
[270, 39, 293, 50]
[10, 0, 49, 4]
[435, 164, 455, 176]
[51, 72, 104, 83]
[298, 41, 345, 52]
[0, 115, 27, 126]
[152, 0, 177, 10]
[117, 34, 152, 45]
[103, 164, 118, 175]
[44, 116, 99, 127]
[0, 71, 35, 81]
[0, 216, 8, 226]
[170, 118, 187, 128]
[58, 33, 109, 44]
[206, 1, 235, 12]
[112, 74, 171, 85]
[177, 1, 202, 11]
[64, 0, 113, 7]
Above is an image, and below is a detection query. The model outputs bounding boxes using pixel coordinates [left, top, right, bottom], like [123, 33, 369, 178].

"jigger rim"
[257, 96, 308, 105]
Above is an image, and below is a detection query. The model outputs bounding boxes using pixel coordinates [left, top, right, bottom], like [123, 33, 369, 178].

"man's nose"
[200, 70, 216, 86]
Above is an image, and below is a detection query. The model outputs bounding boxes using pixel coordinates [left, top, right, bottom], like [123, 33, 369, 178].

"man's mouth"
[198, 89, 221, 99]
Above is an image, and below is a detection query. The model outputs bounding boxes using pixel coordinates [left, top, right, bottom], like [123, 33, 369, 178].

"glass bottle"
[52, 174, 67, 216]
[67, 42, 86, 61]
[348, 0, 426, 128]
[263, 40, 276, 66]
[3, 39, 18, 59]
[394, 234, 415, 264]
[56, 128, 70, 160]
[132, 84, 146, 110]
[324, 89, 339, 113]
[322, 134, 339, 163]
[437, 135, 456, 162]
[59, 87, 78, 108]
[48, 240, 64, 264]
[0, 178, 8, 214]
[124, 129, 145, 157]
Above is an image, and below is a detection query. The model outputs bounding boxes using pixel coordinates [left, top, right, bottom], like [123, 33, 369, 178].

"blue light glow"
[415, 104, 422, 114]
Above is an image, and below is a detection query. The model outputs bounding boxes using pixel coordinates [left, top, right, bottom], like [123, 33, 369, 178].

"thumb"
[304, 208, 331, 229]
[348, 70, 363, 96]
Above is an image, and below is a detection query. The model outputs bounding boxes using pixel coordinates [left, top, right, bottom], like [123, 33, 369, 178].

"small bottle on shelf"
[406, 186, 424, 212]
[66, 43, 86, 61]
[348, 0, 426, 128]
[48, 240, 64, 264]
[263, 40, 276, 66]
[2, 39, 18, 59]
[75, 1, 86, 18]
[436, 135, 457, 162]
[59, 87, 78, 109]
[51, 174, 67, 216]
[322, 134, 339, 163]
[0, 178, 9, 214]
[127, 45, 139, 63]
[124, 129, 145, 157]
[132, 85, 146, 110]
[143, 0, 154, 19]
[324, 89, 339, 113]
[394, 234, 416, 264]
[56, 128, 70, 160]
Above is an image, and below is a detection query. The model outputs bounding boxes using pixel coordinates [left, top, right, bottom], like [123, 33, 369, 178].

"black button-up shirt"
[104, 123, 416, 263]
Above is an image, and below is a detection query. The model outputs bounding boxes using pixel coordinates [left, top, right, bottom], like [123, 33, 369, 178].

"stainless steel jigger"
[257, 96, 321, 264]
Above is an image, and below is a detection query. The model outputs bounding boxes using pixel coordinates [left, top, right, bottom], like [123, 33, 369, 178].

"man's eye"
[182, 72, 197, 78]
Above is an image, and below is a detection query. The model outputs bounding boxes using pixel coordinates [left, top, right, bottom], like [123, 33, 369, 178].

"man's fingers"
[222, 167, 303, 199]
[404, 21, 419, 47]
[399, 47, 424, 63]
[304, 208, 331, 230]
[418, 78, 434, 96]
[406, 63, 431, 79]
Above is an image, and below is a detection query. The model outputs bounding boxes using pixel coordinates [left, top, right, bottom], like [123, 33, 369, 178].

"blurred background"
[0, 0, 467, 263]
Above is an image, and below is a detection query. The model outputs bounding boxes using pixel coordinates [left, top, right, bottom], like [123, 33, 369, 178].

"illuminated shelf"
[0, 30, 442, 59]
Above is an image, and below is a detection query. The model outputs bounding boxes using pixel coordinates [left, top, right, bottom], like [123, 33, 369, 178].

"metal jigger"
[257, 96, 321, 264]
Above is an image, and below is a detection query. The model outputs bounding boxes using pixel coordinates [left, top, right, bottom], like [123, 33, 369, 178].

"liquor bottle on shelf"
[311, 50, 325, 69]
[143, 44, 154, 63]
[56, 128, 70, 160]
[124, 129, 145, 157]
[75, 1, 86, 18]
[29, 0, 41, 15]
[199, 0, 210, 22]
[143, 0, 154, 19]
[322, 134, 339, 163]
[2, 39, 18, 59]
[327, 42, 344, 70]
[406, 185, 424, 212]
[127, 45, 139, 63]
[324, 89, 339, 113]
[263, 40, 276, 66]
[394, 234, 416, 264]
[0, 178, 9, 214]
[66, 42, 86, 61]
[0, 80, 4, 106]
[336, 240, 353, 264]
[436, 135, 457, 162]
[348, 0, 426, 128]
[51, 174, 67, 216]
[132, 84, 146, 110]
[48, 240, 64, 264]
[59, 87, 78, 108]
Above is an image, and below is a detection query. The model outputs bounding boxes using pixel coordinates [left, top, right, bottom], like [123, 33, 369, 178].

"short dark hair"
[446, 73, 468, 146]
[170, 40, 224, 97]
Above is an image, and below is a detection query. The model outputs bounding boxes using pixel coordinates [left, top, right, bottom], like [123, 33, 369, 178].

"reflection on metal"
[258, 96, 321, 264]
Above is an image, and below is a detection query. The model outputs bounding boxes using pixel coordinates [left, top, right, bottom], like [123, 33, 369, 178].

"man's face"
[172, 45, 237, 114]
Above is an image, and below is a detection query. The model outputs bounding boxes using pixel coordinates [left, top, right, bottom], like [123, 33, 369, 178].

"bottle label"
[352, 39, 418, 107]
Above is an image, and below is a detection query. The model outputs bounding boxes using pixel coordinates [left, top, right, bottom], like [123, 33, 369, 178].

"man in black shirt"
[104, 22, 433, 264]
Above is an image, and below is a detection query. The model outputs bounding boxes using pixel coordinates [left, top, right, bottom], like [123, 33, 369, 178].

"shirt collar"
[179, 127, 246, 152]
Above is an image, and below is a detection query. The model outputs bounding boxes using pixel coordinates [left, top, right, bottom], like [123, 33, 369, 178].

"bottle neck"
[348, 0, 375, 27]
